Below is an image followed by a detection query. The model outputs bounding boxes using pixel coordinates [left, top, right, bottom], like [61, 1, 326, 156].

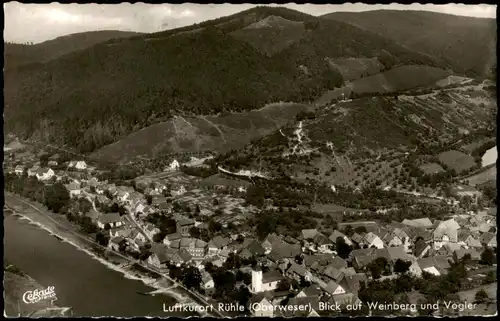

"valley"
[3, 4, 497, 318]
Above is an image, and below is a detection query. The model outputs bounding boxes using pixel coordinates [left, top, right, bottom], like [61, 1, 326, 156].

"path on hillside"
[5, 193, 224, 317]
[201, 116, 227, 143]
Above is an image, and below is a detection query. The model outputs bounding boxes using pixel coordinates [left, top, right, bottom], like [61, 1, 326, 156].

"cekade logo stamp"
[22, 286, 57, 304]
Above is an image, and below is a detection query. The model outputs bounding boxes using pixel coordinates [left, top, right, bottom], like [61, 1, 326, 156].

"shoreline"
[4, 194, 217, 317]
[4, 263, 64, 317]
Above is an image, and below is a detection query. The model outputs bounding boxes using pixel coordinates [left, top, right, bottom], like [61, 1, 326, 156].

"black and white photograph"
[3, 1, 497, 317]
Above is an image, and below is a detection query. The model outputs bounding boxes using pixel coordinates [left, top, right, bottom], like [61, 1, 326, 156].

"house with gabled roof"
[207, 235, 231, 256]
[417, 256, 451, 276]
[479, 232, 496, 248]
[163, 233, 182, 246]
[337, 273, 367, 295]
[67, 181, 81, 197]
[261, 233, 282, 254]
[148, 244, 171, 269]
[402, 218, 434, 229]
[329, 230, 353, 246]
[413, 239, 431, 258]
[433, 225, 459, 250]
[250, 293, 275, 317]
[266, 243, 301, 264]
[349, 248, 378, 270]
[297, 284, 322, 298]
[278, 296, 320, 317]
[326, 292, 361, 308]
[454, 248, 481, 261]
[176, 217, 195, 236]
[286, 262, 312, 282]
[302, 229, 320, 240]
[350, 233, 367, 248]
[364, 232, 385, 249]
[97, 213, 123, 229]
[36, 167, 55, 181]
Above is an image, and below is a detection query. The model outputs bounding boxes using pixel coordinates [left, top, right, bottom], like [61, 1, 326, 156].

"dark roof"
[208, 235, 231, 248]
[97, 213, 122, 225]
[414, 239, 430, 257]
[267, 244, 301, 262]
[246, 240, 266, 256]
[313, 233, 331, 245]
[177, 218, 195, 226]
[287, 262, 309, 277]
[262, 270, 284, 284]
[338, 273, 367, 294]
[301, 284, 322, 297]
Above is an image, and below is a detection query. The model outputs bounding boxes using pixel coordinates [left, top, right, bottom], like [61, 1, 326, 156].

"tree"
[213, 198, 219, 206]
[474, 289, 489, 304]
[295, 254, 303, 265]
[336, 237, 352, 259]
[245, 185, 265, 207]
[40, 154, 49, 167]
[43, 182, 70, 213]
[182, 266, 202, 290]
[146, 194, 153, 205]
[480, 248, 495, 266]
[78, 197, 93, 214]
[394, 259, 412, 274]
[277, 278, 291, 291]
[153, 231, 166, 243]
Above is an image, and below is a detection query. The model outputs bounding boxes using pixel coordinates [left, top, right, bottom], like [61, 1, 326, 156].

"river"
[481, 146, 497, 167]
[3, 211, 194, 317]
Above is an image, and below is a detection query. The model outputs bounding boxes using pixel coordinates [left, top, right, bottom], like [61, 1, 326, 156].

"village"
[3, 145, 497, 317]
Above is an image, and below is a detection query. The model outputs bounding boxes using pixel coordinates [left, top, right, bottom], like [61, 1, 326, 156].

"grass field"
[438, 150, 477, 173]
[463, 165, 497, 186]
[419, 162, 445, 175]
[326, 57, 383, 81]
[347, 65, 451, 94]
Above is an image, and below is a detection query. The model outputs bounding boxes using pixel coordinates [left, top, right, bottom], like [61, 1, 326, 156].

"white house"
[251, 296, 274, 317]
[251, 268, 283, 293]
[173, 185, 186, 196]
[201, 272, 214, 291]
[169, 159, 180, 171]
[67, 181, 81, 197]
[75, 161, 88, 170]
[364, 232, 385, 249]
[15, 165, 25, 175]
[36, 168, 55, 181]
[325, 280, 346, 296]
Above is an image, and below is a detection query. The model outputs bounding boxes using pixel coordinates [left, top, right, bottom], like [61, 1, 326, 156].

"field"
[347, 65, 451, 94]
[460, 138, 492, 155]
[419, 162, 445, 175]
[230, 15, 307, 56]
[200, 174, 252, 189]
[91, 102, 310, 164]
[326, 57, 383, 81]
[457, 283, 497, 316]
[463, 165, 497, 187]
[438, 150, 477, 173]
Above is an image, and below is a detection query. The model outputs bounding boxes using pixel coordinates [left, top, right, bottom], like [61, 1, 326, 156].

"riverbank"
[4, 193, 221, 317]
[4, 263, 66, 317]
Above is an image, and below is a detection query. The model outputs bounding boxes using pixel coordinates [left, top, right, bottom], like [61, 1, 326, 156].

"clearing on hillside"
[419, 162, 445, 175]
[347, 65, 452, 94]
[326, 57, 384, 81]
[437, 150, 477, 173]
[230, 15, 307, 56]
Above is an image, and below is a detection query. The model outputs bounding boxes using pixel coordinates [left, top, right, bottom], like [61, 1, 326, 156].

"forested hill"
[322, 10, 497, 76]
[4, 30, 142, 71]
[5, 7, 449, 155]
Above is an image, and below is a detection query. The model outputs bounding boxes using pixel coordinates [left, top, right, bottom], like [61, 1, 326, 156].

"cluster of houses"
[140, 207, 496, 316]
[6, 150, 496, 316]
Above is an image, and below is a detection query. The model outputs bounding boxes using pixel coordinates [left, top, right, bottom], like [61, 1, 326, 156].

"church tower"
[251, 266, 263, 293]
